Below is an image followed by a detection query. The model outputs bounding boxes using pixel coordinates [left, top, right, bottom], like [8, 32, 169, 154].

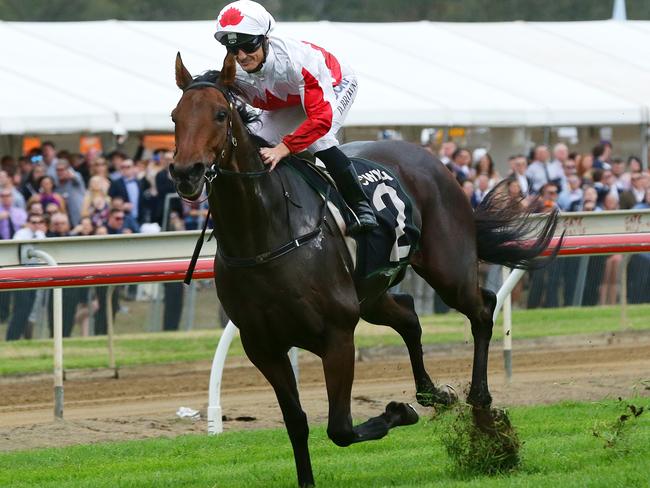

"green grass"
[1, 304, 649, 376]
[0, 399, 648, 487]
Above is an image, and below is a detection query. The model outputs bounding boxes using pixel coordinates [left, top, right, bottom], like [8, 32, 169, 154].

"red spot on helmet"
[219, 7, 244, 27]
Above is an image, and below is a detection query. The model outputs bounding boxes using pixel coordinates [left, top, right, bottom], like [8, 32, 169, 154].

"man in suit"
[108, 158, 152, 224]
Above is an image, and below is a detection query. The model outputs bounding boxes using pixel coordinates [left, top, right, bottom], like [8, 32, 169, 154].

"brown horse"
[170, 53, 559, 487]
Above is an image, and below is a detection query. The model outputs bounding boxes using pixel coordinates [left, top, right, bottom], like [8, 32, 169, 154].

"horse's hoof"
[385, 401, 419, 426]
[416, 384, 458, 408]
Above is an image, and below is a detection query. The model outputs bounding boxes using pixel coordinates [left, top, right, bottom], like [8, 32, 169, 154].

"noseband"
[182, 80, 271, 182]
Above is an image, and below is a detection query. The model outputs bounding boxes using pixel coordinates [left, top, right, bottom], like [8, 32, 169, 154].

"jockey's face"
[234, 44, 265, 73]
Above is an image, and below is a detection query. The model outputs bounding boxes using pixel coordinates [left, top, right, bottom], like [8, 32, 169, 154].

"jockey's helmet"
[214, 0, 275, 46]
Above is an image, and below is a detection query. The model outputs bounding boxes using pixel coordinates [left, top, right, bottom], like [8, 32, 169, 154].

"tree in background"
[0, 0, 649, 22]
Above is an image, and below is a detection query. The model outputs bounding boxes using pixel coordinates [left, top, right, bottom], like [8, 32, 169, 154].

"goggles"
[219, 33, 265, 55]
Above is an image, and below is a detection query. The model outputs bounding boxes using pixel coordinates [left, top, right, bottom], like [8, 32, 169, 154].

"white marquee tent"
[2, 19, 650, 134]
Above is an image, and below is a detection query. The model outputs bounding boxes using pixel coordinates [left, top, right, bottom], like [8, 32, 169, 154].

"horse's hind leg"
[322, 329, 419, 447]
[243, 343, 313, 487]
[413, 258, 497, 408]
[361, 292, 456, 407]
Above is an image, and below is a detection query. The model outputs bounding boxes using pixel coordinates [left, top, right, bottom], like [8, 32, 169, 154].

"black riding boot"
[315, 147, 378, 235]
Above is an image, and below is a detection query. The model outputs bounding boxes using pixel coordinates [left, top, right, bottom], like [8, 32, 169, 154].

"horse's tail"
[473, 180, 563, 270]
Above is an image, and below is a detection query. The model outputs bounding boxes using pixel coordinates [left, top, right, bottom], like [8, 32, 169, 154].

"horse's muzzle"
[169, 162, 206, 199]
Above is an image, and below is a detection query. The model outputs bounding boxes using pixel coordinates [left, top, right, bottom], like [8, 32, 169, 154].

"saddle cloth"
[284, 156, 420, 301]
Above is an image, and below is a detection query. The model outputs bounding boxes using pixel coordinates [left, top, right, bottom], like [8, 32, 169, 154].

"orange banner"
[143, 134, 175, 151]
[22, 137, 41, 155]
[79, 136, 103, 154]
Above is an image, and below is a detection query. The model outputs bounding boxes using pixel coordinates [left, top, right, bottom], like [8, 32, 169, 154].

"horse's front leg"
[322, 329, 418, 447]
[243, 340, 313, 487]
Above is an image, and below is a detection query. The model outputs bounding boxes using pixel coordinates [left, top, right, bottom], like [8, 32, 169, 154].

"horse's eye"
[215, 110, 227, 122]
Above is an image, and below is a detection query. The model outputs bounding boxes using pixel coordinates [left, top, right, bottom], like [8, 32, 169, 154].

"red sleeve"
[282, 68, 333, 153]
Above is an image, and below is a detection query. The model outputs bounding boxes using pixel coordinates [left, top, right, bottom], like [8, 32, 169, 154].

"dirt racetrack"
[1, 330, 649, 451]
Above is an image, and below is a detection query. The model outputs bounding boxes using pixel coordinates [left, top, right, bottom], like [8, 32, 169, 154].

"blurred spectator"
[154, 150, 183, 228]
[438, 141, 457, 167]
[89, 157, 111, 182]
[599, 193, 623, 302]
[20, 163, 46, 202]
[108, 158, 153, 224]
[0, 189, 27, 240]
[505, 177, 525, 203]
[0, 188, 26, 324]
[610, 158, 627, 192]
[525, 145, 565, 194]
[46, 211, 71, 237]
[41, 141, 59, 178]
[570, 186, 600, 212]
[69, 153, 91, 185]
[562, 152, 578, 178]
[449, 148, 472, 184]
[508, 155, 530, 196]
[28, 176, 66, 215]
[70, 216, 96, 236]
[474, 152, 500, 188]
[527, 182, 561, 309]
[109, 196, 139, 232]
[81, 175, 111, 228]
[0, 171, 26, 209]
[576, 153, 594, 184]
[105, 207, 132, 234]
[461, 180, 474, 203]
[472, 174, 490, 208]
[45, 212, 82, 337]
[619, 173, 648, 209]
[633, 187, 650, 209]
[5, 213, 46, 341]
[107, 151, 128, 180]
[163, 212, 185, 331]
[529, 181, 559, 214]
[54, 159, 86, 226]
[592, 142, 612, 170]
[558, 174, 583, 211]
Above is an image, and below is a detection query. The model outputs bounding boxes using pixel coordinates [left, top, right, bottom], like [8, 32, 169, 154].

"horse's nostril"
[191, 162, 205, 177]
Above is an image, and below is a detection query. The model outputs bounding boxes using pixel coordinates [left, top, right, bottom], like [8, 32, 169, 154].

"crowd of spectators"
[436, 140, 650, 309]
[0, 140, 209, 341]
[2, 138, 649, 339]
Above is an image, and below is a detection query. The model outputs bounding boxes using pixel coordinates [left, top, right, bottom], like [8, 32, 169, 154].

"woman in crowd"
[81, 175, 111, 228]
[28, 175, 66, 215]
[474, 152, 500, 189]
[20, 163, 46, 201]
[576, 153, 594, 184]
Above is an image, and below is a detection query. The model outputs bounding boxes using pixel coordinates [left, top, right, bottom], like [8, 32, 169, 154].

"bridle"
[181, 80, 271, 185]
[179, 79, 327, 283]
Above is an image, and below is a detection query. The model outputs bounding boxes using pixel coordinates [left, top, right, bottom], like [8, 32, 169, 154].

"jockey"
[214, 0, 378, 235]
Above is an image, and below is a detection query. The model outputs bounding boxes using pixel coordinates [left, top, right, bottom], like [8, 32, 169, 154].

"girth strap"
[217, 186, 330, 268]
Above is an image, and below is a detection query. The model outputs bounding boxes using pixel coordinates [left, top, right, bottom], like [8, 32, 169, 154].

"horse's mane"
[193, 70, 271, 148]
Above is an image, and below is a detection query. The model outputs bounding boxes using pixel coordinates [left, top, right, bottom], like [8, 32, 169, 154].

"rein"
[181, 80, 326, 283]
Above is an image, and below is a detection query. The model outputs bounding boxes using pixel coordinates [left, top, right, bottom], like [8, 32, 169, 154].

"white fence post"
[493, 268, 526, 382]
[207, 320, 238, 434]
[26, 248, 64, 419]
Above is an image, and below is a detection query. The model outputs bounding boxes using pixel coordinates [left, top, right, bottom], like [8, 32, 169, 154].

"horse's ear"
[219, 53, 236, 87]
[175, 52, 192, 90]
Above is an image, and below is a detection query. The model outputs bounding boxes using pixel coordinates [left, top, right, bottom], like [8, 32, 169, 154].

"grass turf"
[1, 304, 649, 376]
[0, 398, 648, 487]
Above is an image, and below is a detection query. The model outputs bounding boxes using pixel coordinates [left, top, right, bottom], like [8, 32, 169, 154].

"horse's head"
[170, 52, 237, 200]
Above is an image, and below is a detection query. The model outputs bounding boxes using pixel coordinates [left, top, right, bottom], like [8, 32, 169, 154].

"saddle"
[284, 156, 420, 304]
